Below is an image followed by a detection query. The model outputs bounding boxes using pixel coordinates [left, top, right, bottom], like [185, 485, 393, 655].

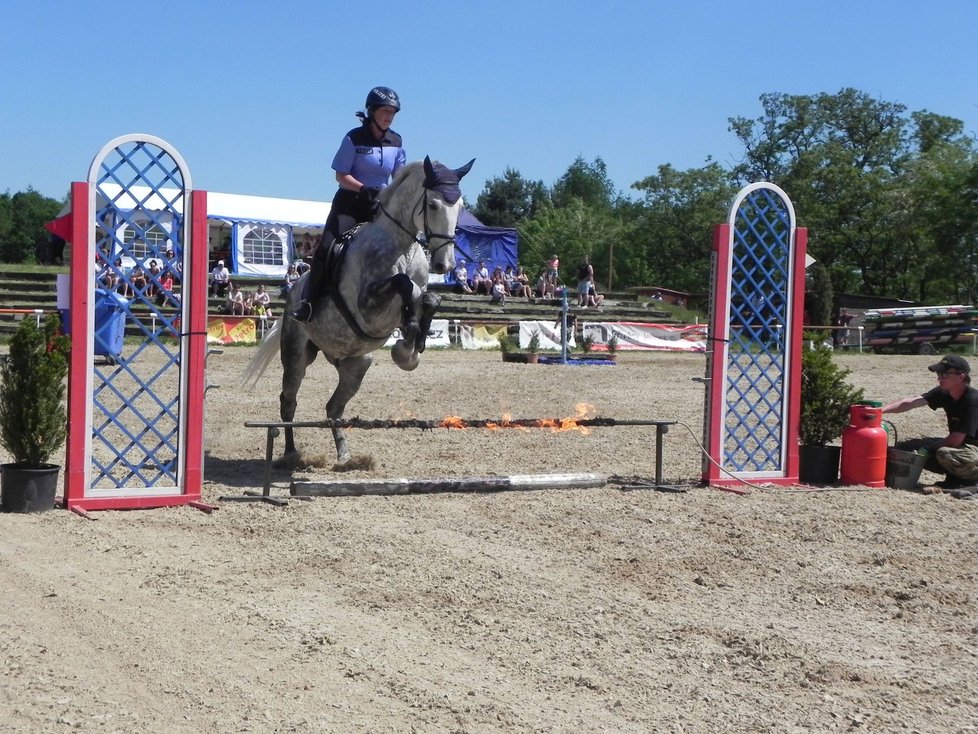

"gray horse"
[243, 156, 474, 466]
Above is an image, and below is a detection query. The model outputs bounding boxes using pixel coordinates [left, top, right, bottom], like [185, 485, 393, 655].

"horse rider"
[292, 86, 407, 322]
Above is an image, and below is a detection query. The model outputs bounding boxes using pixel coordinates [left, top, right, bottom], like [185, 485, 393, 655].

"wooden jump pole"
[293, 472, 607, 498]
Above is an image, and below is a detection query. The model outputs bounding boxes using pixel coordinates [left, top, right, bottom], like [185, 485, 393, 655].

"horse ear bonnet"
[422, 157, 476, 205]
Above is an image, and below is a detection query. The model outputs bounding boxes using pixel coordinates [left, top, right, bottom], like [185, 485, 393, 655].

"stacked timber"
[863, 304, 978, 354]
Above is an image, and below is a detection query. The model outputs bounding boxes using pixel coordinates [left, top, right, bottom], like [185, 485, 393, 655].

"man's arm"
[882, 395, 927, 414]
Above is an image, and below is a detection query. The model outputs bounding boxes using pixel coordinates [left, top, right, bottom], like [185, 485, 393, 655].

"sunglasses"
[937, 370, 963, 377]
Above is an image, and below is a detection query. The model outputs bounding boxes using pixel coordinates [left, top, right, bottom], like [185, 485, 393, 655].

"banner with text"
[581, 321, 707, 352]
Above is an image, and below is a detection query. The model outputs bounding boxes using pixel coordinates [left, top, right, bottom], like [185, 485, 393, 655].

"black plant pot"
[798, 445, 841, 485]
[1, 463, 60, 513]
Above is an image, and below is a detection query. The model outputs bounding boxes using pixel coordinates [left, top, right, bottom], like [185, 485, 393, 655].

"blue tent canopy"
[451, 210, 518, 281]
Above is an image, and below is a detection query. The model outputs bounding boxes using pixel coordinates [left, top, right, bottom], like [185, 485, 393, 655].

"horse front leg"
[326, 354, 373, 465]
[280, 329, 320, 458]
[415, 291, 441, 353]
[363, 273, 424, 371]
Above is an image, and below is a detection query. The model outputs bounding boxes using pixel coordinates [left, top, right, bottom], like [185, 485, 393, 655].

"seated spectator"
[281, 263, 300, 298]
[130, 265, 148, 296]
[156, 271, 177, 307]
[101, 258, 120, 293]
[453, 260, 473, 294]
[513, 265, 533, 300]
[504, 266, 518, 296]
[472, 261, 492, 295]
[210, 259, 231, 297]
[163, 247, 181, 276]
[490, 274, 507, 305]
[535, 270, 556, 300]
[251, 283, 272, 318]
[226, 282, 246, 315]
[145, 259, 162, 299]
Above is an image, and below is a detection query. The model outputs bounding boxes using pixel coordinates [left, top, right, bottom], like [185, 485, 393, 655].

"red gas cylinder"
[840, 404, 888, 487]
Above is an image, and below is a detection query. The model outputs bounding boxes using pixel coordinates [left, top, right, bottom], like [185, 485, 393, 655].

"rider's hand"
[359, 186, 381, 202]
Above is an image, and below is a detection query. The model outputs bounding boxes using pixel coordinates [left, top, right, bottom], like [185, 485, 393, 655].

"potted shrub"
[798, 339, 864, 484]
[606, 334, 619, 361]
[526, 332, 541, 364]
[0, 314, 70, 512]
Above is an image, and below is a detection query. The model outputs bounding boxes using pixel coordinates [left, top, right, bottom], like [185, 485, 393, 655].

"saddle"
[318, 224, 365, 299]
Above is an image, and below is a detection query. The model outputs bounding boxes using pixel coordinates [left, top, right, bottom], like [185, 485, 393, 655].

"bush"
[0, 314, 70, 465]
[800, 340, 864, 446]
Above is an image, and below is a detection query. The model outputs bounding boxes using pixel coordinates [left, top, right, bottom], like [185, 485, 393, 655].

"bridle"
[377, 188, 457, 260]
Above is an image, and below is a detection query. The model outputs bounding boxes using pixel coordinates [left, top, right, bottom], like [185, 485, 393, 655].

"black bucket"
[884, 449, 927, 490]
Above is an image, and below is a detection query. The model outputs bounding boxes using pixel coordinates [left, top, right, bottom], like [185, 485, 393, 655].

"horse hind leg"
[327, 355, 374, 467]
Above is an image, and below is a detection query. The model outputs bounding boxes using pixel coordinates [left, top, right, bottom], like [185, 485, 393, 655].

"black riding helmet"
[365, 86, 401, 113]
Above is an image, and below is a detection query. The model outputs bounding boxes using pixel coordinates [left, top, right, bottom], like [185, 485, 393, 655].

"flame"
[438, 404, 595, 434]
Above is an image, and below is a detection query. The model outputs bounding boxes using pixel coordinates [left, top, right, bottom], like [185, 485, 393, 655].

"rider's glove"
[359, 186, 381, 202]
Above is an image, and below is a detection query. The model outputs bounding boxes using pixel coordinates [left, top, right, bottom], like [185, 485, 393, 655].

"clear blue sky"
[2, 1, 975, 204]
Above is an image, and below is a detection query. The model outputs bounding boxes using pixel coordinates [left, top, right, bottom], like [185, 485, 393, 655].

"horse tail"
[241, 318, 283, 390]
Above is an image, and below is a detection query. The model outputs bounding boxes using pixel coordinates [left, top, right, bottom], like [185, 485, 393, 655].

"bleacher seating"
[0, 269, 682, 337]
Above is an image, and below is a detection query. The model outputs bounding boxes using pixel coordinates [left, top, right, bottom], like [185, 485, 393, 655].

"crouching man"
[882, 354, 978, 498]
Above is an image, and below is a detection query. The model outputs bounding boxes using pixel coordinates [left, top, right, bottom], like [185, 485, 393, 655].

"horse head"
[417, 156, 475, 275]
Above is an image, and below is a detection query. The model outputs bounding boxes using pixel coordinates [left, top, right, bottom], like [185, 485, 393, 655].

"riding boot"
[290, 243, 330, 322]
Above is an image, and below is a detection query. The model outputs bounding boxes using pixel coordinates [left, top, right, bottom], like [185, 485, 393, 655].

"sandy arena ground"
[0, 347, 975, 733]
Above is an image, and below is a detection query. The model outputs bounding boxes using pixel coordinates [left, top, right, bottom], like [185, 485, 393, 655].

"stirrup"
[291, 301, 313, 323]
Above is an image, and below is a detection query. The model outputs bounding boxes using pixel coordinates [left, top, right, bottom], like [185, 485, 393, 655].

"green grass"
[0, 262, 69, 275]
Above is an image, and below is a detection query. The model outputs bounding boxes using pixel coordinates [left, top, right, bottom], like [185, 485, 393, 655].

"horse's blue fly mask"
[422, 157, 474, 205]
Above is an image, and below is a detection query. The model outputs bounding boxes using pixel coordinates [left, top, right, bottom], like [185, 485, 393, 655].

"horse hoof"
[332, 454, 375, 472]
[274, 453, 303, 471]
[391, 341, 420, 371]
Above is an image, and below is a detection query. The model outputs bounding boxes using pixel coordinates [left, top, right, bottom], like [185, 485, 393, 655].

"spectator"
[546, 254, 560, 282]
[576, 255, 593, 307]
[145, 259, 162, 299]
[490, 273, 507, 305]
[163, 247, 181, 276]
[226, 282, 246, 315]
[453, 260, 473, 294]
[252, 284, 272, 318]
[101, 258, 121, 293]
[834, 308, 852, 348]
[472, 261, 491, 295]
[156, 271, 176, 307]
[211, 260, 231, 297]
[513, 265, 533, 300]
[281, 263, 300, 298]
[536, 270, 556, 300]
[130, 265, 148, 297]
[576, 255, 604, 308]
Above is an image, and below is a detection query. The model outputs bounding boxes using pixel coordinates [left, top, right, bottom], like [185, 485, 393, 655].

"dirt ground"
[0, 347, 975, 733]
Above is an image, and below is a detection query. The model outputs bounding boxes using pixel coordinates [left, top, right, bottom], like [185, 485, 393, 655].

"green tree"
[626, 160, 737, 292]
[729, 89, 978, 303]
[519, 198, 622, 287]
[551, 156, 618, 210]
[0, 188, 63, 263]
[472, 169, 548, 228]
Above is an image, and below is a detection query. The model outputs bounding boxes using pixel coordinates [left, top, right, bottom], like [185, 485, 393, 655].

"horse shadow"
[203, 453, 292, 492]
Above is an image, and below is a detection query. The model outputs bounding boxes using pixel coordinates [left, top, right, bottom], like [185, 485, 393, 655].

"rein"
[377, 189, 456, 259]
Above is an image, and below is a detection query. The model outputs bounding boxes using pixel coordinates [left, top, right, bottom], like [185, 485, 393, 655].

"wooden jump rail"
[233, 417, 679, 503]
